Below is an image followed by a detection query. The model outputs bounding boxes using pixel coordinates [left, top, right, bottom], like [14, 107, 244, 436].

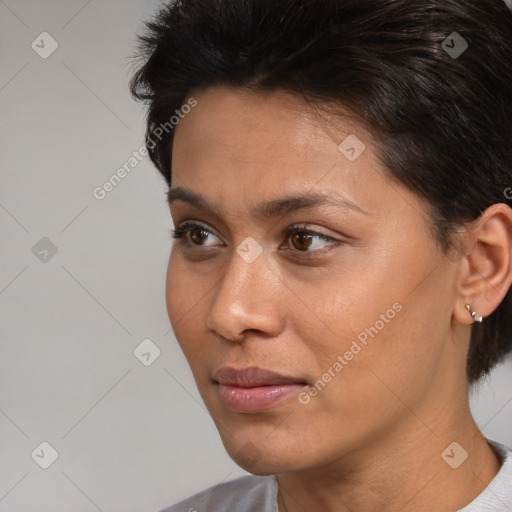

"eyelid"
[283, 223, 337, 241]
[173, 219, 214, 233]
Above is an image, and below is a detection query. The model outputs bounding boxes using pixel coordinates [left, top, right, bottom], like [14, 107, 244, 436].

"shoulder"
[158, 475, 278, 512]
[458, 440, 512, 512]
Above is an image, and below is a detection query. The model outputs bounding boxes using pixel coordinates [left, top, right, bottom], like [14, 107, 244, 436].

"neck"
[277, 404, 501, 512]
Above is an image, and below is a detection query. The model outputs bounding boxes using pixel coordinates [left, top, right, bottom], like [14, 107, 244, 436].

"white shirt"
[160, 440, 512, 512]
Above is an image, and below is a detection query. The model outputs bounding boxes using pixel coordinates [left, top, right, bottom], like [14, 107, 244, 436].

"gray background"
[0, 1, 511, 511]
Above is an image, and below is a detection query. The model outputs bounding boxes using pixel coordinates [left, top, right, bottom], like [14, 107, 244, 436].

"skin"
[165, 85, 512, 512]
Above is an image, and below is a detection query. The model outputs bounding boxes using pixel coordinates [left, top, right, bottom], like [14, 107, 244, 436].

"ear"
[454, 203, 512, 325]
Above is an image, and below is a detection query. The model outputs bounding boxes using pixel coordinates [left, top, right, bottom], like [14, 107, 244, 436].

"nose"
[205, 250, 284, 343]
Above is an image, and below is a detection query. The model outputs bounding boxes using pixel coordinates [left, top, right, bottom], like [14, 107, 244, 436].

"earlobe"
[454, 203, 512, 324]
[465, 304, 483, 323]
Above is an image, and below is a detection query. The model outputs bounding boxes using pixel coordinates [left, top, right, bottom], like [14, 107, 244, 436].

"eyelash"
[169, 221, 341, 255]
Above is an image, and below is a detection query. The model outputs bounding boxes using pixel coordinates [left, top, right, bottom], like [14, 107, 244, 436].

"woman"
[131, 0, 512, 510]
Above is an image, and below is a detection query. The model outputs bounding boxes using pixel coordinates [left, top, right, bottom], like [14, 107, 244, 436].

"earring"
[465, 304, 483, 323]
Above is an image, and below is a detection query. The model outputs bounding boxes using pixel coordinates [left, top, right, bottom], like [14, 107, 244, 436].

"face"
[166, 85, 462, 475]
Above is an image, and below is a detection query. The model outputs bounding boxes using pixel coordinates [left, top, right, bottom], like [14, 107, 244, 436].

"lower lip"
[217, 383, 305, 413]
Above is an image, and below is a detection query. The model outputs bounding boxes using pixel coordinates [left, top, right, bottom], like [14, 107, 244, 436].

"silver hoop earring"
[465, 304, 483, 323]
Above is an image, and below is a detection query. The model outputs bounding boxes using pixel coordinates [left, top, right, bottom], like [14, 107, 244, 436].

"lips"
[212, 366, 307, 413]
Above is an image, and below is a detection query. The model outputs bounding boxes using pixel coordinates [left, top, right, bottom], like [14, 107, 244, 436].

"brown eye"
[290, 232, 314, 251]
[283, 225, 337, 254]
[189, 228, 211, 245]
[170, 222, 222, 247]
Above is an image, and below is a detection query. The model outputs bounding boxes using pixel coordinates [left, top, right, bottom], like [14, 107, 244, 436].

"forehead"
[175, 85, 364, 155]
[172, 86, 372, 185]
[170, 85, 428, 230]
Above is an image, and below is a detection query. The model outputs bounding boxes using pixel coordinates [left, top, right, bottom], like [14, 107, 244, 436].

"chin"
[230, 450, 293, 475]
[205, 397, 316, 473]
[221, 435, 306, 475]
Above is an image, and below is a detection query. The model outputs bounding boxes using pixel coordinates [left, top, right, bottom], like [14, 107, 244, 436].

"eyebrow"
[168, 186, 367, 219]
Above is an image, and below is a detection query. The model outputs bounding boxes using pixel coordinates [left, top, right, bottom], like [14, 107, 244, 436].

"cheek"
[165, 255, 185, 327]
[165, 254, 207, 354]
[306, 271, 447, 426]
[294, 249, 439, 400]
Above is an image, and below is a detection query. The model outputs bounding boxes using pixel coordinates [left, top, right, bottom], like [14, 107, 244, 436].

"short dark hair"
[130, 0, 512, 383]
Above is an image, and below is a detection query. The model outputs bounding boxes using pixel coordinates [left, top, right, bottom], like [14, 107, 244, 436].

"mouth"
[212, 366, 308, 413]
